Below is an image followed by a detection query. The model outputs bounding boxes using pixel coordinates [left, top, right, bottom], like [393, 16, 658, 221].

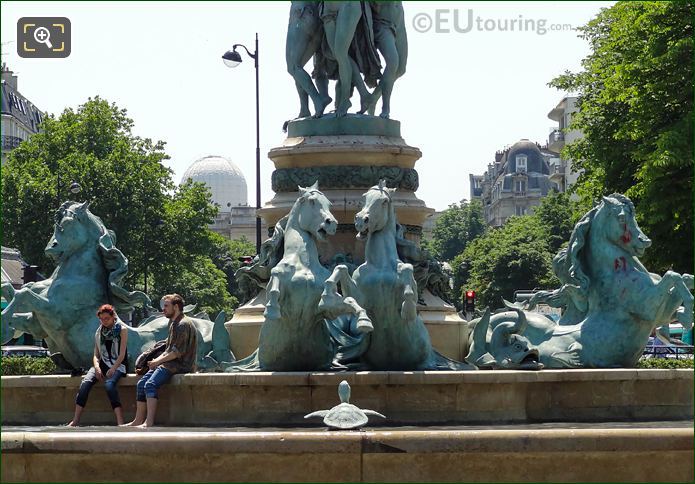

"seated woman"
[67, 304, 128, 426]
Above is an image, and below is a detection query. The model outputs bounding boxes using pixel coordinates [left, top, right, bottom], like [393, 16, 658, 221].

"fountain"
[1, 2, 692, 482]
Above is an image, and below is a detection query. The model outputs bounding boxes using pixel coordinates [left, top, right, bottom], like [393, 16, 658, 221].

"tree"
[429, 200, 486, 261]
[549, 1, 693, 274]
[459, 216, 556, 310]
[208, 233, 256, 306]
[151, 256, 235, 317]
[2, 97, 171, 278]
[452, 193, 578, 310]
[1, 97, 234, 316]
[532, 190, 578, 253]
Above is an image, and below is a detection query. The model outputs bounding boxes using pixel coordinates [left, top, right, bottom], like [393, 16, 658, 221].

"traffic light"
[464, 290, 476, 313]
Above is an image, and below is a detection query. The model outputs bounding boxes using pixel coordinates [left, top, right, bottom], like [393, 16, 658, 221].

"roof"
[181, 155, 249, 210]
[1, 246, 27, 288]
[1, 78, 44, 133]
[501, 140, 550, 175]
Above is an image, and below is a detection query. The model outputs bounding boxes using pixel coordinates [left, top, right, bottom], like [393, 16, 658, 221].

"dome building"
[469, 140, 559, 227]
[180, 155, 264, 241]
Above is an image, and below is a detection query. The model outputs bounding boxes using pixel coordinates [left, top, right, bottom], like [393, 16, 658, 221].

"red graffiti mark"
[614, 257, 628, 272]
[621, 223, 632, 244]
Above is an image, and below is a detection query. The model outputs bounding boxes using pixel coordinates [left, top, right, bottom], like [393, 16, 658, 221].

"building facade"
[1, 63, 44, 166]
[180, 155, 265, 242]
[469, 139, 558, 227]
[546, 95, 581, 192]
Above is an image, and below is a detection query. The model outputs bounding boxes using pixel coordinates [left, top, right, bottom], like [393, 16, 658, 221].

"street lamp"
[143, 218, 165, 295]
[222, 33, 262, 254]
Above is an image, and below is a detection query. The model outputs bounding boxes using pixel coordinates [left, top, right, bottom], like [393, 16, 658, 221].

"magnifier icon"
[33, 27, 53, 49]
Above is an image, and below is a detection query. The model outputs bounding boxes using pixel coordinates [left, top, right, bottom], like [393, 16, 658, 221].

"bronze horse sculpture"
[1, 201, 232, 371]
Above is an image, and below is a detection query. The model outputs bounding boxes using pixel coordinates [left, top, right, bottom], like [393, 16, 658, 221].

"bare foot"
[313, 95, 332, 118]
[358, 92, 377, 115]
[120, 420, 144, 427]
[135, 422, 152, 429]
[66, 421, 79, 427]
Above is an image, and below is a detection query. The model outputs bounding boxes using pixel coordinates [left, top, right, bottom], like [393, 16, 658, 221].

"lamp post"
[55, 171, 82, 206]
[222, 33, 262, 254]
[143, 218, 165, 295]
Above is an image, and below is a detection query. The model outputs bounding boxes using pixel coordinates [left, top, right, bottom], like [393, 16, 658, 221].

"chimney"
[1, 63, 18, 90]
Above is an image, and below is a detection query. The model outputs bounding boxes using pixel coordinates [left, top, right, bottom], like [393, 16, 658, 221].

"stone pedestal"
[226, 115, 468, 361]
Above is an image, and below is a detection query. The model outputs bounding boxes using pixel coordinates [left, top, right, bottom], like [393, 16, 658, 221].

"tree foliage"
[429, 200, 486, 261]
[1, 97, 237, 316]
[454, 191, 577, 310]
[549, 1, 693, 273]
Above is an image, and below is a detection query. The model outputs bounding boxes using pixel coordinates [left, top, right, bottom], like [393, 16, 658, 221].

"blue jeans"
[136, 367, 172, 402]
[75, 363, 125, 409]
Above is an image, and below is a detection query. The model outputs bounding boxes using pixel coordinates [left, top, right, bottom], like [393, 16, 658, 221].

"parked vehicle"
[1, 345, 50, 358]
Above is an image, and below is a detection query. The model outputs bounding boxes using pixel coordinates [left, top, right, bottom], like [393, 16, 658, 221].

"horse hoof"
[401, 303, 417, 321]
[356, 317, 373, 334]
[264, 306, 281, 321]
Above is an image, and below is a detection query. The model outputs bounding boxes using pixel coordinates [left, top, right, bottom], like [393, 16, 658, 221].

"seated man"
[124, 293, 198, 428]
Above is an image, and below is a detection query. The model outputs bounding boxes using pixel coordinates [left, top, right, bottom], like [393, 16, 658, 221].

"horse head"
[294, 181, 337, 241]
[45, 201, 102, 263]
[595, 194, 651, 258]
[355, 180, 396, 240]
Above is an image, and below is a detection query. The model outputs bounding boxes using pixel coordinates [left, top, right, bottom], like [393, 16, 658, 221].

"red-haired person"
[67, 304, 128, 426]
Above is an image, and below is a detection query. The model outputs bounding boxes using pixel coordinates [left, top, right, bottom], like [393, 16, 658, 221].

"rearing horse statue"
[322, 181, 470, 370]
[227, 182, 372, 371]
[468, 194, 694, 369]
[1, 201, 232, 371]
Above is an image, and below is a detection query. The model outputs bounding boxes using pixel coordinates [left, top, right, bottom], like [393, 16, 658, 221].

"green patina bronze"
[286, 113, 401, 137]
[271, 165, 418, 193]
[466, 194, 694, 369]
[0, 201, 233, 371]
[321, 182, 471, 370]
[227, 183, 373, 371]
[285, 1, 408, 122]
[304, 380, 386, 429]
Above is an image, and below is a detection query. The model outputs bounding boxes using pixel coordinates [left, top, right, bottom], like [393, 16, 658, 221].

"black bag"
[134, 340, 167, 375]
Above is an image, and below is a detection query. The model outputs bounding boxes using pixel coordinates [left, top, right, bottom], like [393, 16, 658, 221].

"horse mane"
[542, 193, 638, 320]
[58, 201, 151, 313]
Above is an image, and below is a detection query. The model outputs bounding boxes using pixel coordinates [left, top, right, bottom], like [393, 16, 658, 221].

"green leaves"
[429, 200, 486, 262]
[550, 1, 693, 274]
[1, 97, 238, 318]
[453, 192, 576, 310]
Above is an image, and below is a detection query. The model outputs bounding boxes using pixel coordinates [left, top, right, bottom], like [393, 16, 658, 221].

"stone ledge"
[2, 425, 693, 482]
[2, 368, 691, 388]
[2, 370, 692, 427]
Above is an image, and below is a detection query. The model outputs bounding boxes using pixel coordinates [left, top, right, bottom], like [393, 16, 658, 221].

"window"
[515, 154, 527, 172]
[515, 180, 526, 193]
[515, 205, 526, 216]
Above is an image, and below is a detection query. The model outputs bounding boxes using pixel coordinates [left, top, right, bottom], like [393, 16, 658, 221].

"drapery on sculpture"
[0, 201, 232, 371]
[466, 194, 694, 369]
[286, 1, 407, 119]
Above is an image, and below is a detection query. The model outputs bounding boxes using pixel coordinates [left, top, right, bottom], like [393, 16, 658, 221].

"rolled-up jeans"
[75, 362, 125, 409]
[136, 367, 173, 402]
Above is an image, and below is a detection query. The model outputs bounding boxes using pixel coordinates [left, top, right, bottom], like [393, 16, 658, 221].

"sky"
[1, 1, 614, 211]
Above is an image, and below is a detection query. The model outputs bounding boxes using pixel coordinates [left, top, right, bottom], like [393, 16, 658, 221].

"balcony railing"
[1, 135, 23, 150]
